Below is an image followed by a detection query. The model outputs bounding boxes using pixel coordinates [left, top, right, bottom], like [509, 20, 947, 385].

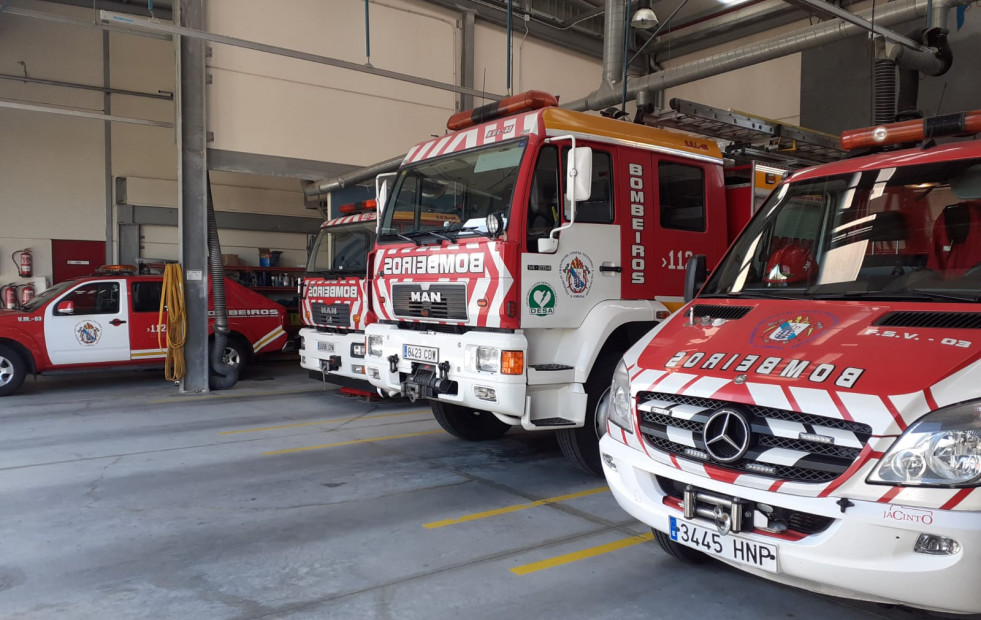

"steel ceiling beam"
[39, 0, 173, 21]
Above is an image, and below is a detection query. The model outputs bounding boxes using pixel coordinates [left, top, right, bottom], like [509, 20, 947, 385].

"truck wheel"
[431, 400, 510, 441]
[0, 344, 27, 397]
[221, 337, 251, 375]
[557, 352, 620, 476]
[653, 528, 710, 564]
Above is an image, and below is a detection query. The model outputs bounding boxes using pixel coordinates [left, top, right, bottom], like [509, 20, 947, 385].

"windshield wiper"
[397, 232, 425, 246]
[442, 225, 485, 240]
[719, 290, 802, 300]
[896, 289, 981, 302]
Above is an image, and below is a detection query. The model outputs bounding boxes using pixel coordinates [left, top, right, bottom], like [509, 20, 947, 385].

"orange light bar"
[95, 264, 138, 275]
[447, 90, 558, 131]
[338, 198, 378, 214]
[501, 350, 524, 375]
[841, 110, 981, 151]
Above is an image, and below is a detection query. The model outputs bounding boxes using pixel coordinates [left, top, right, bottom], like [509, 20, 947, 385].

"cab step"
[530, 417, 577, 427]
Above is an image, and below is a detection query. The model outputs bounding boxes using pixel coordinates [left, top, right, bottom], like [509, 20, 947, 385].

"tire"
[653, 528, 710, 564]
[0, 344, 27, 397]
[220, 337, 251, 376]
[557, 352, 620, 476]
[431, 400, 510, 441]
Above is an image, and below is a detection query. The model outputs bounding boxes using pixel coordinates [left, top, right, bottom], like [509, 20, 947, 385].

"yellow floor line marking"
[510, 532, 654, 576]
[220, 409, 431, 435]
[423, 486, 609, 529]
[149, 386, 325, 404]
[263, 430, 443, 456]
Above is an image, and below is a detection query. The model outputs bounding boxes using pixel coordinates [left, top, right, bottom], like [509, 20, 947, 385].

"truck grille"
[637, 391, 872, 483]
[311, 302, 351, 327]
[392, 283, 468, 321]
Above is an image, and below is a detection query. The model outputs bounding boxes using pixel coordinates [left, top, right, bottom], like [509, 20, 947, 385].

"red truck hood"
[632, 299, 981, 434]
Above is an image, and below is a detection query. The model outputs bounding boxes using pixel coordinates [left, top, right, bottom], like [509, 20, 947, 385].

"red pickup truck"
[0, 270, 290, 396]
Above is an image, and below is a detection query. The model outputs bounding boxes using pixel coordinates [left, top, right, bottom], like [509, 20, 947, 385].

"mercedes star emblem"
[702, 408, 752, 463]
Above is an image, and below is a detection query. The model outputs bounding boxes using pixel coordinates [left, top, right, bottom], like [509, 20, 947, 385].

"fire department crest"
[75, 321, 102, 346]
[751, 311, 837, 350]
[560, 251, 593, 298]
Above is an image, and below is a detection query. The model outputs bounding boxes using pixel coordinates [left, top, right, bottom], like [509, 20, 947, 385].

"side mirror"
[537, 237, 559, 254]
[565, 147, 592, 205]
[683, 255, 707, 302]
[57, 300, 75, 315]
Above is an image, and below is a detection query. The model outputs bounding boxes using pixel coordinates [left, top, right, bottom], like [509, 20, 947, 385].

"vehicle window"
[527, 146, 560, 250]
[307, 222, 375, 274]
[660, 162, 706, 231]
[131, 282, 162, 313]
[703, 158, 981, 300]
[378, 139, 526, 243]
[55, 282, 120, 315]
[570, 150, 615, 224]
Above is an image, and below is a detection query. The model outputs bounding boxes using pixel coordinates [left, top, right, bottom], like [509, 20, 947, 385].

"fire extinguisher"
[1, 284, 16, 310]
[18, 283, 35, 306]
[12, 248, 32, 278]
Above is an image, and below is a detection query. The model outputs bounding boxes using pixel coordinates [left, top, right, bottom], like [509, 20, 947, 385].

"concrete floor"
[0, 362, 955, 619]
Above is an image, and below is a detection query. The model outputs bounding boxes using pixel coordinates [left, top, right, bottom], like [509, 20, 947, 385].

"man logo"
[410, 291, 442, 303]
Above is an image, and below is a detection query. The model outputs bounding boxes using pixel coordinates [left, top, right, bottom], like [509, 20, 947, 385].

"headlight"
[351, 341, 366, 358]
[367, 335, 383, 357]
[869, 400, 981, 487]
[476, 346, 500, 373]
[608, 360, 633, 433]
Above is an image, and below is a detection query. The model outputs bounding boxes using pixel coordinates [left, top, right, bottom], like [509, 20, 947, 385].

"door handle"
[599, 264, 622, 273]
[110, 318, 127, 326]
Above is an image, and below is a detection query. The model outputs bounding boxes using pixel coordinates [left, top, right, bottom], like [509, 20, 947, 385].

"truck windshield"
[703, 157, 981, 301]
[306, 221, 375, 276]
[378, 139, 527, 244]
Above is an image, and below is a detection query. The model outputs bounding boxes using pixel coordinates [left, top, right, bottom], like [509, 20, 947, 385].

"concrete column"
[178, 0, 210, 393]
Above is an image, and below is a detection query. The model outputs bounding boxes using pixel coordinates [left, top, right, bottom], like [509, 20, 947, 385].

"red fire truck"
[0, 268, 290, 396]
[600, 111, 981, 613]
[298, 186, 461, 392]
[362, 91, 782, 473]
[299, 201, 379, 391]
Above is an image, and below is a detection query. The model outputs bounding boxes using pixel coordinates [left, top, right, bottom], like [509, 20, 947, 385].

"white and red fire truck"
[600, 111, 981, 613]
[362, 91, 778, 473]
[0, 267, 290, 396]
[299, 201, 378, 391]
[298, 196, 459, 392]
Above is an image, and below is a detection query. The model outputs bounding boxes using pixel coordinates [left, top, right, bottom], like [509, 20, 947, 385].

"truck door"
[44, 279, 131, 365]
[128, 280, 167, 362]
[520, 145, 620, 327]
[648, 158, 725, 297]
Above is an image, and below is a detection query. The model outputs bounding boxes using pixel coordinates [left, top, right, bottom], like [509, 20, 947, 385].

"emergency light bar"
[337, 199, 377, 214]
[841, 110, 981, 151]
[447, 90, 558, 131]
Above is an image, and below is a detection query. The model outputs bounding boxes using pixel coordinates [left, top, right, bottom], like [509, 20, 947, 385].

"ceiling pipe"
[304, 155, 404, 199]
[649, 0, 800, 55]
[564, 0, 969, 112]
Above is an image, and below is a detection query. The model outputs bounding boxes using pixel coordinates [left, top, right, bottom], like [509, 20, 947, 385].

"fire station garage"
[3, 0, 981, 617]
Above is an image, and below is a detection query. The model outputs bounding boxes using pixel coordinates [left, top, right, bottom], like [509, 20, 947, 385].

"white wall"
[1, 0, 823, 289]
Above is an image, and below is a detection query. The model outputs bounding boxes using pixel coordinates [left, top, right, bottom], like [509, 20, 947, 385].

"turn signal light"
[841, 110, 981, 151]
[477, 298, 488, 308]
[501, 350, 524, 375]
[447, 90, 558, 131]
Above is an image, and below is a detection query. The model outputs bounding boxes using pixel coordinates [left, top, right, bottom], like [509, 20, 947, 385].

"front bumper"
[599, 433, 981, 615]
[299, 327, 369, 383]
[363, 323, 527, 418]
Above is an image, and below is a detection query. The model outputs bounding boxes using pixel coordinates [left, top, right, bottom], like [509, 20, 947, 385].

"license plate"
[403, 344, 438, 363]
[669, 516, 777, 572]
[317, 342, 333, 352]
